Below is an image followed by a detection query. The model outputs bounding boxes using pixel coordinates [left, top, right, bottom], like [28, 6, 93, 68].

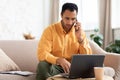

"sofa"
[0, 40, 120, 80]
[0, 40, 39, 80]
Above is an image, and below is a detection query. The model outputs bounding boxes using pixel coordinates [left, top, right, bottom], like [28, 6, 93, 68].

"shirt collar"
[58, 21, 75, 34]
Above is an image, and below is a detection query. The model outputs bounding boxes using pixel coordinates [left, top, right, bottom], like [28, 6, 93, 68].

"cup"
[94, 67, 104, 80]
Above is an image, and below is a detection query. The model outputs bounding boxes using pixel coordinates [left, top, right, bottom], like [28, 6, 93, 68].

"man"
[36, 3, 92, 80]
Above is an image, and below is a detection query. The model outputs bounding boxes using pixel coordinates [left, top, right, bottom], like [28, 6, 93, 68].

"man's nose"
[67, 19, 73, 25]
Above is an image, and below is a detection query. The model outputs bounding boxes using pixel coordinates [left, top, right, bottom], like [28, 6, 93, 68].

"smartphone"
[72, 18, 77, 27]
[74, 19, 79, 31]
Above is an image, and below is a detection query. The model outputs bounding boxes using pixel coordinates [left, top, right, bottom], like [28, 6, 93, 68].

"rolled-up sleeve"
[78, 31, 92, 54]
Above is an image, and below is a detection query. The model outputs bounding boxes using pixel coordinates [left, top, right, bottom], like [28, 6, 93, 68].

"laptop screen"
[68, 54, 105, 79]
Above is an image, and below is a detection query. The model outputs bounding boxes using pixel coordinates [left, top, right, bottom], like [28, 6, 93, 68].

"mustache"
[66, 24, 73, 27]
[61, 21, 74, 27]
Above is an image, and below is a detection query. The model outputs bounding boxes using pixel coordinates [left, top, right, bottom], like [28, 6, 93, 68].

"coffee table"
[47, 74, 114, 80]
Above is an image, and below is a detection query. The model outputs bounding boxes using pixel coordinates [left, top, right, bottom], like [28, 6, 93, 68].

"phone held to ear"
[74, 19, 79, 31]
[74, 23, 79, 31]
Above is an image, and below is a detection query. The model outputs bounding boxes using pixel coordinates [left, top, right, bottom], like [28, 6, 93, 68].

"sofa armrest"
[104, 53, 120, 80]
[89, 40, 107, 54]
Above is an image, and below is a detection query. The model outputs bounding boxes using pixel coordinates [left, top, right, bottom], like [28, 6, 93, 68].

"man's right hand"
[56, 58, 71, 73]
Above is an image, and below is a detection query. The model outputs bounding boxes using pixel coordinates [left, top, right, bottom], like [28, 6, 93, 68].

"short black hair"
[61, 3, 78, 15]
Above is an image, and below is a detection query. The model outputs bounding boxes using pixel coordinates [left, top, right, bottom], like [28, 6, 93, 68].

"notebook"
[61, 54, 105, 79]
[0, 71, 35, 76]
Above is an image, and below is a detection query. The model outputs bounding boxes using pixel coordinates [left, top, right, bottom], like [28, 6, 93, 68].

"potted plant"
[90, 29, 103, 47]
[105, 40, 120, 54]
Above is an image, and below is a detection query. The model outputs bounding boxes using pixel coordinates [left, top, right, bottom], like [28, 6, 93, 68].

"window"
[59, 0, 99, 30]
[111, 0, 120, 28]
[0, 0, 42, 40]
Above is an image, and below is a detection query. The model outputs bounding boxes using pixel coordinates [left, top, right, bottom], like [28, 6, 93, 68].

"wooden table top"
[47, 74, 114, 80]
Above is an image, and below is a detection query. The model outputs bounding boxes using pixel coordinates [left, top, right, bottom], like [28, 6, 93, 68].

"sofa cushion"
[104, 67, 115, 77]
[0, 74, 36, 80]
[0, 48, 20, 71]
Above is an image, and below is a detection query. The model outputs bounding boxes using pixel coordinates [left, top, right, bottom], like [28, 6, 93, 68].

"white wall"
[0, 0, 52, 40]
[113, 28, 120, 40]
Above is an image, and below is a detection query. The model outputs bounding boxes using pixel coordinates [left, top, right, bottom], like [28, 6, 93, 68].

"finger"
[75, 26, 79, 31]
[76, 22, 81, 26]
[64, 65, 69, 73]
[61, 64, 67, 73]
[63, 65, 67, 73]
[66, 66, 70, 73]
[74, 22, 81, 31]
[65, 63, 71, 73]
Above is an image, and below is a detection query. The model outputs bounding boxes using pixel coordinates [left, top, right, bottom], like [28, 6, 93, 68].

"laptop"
[61, 54, 105, 79]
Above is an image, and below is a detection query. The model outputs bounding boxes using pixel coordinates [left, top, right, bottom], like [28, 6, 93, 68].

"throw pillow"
[104, 67, 115, 77]
[0, 48, 20, 71]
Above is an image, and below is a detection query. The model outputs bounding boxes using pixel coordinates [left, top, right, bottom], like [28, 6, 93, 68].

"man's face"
[61, 10, 77, 31]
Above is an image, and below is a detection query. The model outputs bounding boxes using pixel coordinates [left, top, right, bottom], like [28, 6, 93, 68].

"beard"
[61, 20, 73, 32]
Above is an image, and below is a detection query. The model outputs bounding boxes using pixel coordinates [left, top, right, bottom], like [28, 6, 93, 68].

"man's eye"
[72, 18, 76, 21]
[66, 18, 69, 20]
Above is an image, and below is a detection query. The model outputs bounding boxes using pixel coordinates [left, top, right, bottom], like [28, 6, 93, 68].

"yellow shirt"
[37, 22, 92, 64]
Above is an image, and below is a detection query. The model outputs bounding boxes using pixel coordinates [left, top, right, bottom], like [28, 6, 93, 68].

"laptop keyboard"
[60, 73, 69, 78]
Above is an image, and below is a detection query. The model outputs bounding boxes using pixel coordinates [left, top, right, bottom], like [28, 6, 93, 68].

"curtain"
[43, 0, 59, 28]
[50, 0, 59, 24]
[99, 0, 113, 49]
